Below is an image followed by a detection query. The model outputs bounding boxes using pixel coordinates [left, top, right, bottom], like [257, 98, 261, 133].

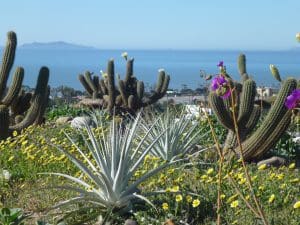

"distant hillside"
[19, 41, 98, 50]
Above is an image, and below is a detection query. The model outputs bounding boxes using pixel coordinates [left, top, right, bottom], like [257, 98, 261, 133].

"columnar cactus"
[0, 31, 50, 139]
[78, 58, 170, 115]
[209, 54, 298, 161]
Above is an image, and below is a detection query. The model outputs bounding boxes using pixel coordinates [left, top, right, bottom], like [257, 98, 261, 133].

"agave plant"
[42, 112, 182, 222]
[143, 109, 210, 161]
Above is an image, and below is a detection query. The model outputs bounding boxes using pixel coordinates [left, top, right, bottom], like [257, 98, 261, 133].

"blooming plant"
[285, 89, 300, 109]
[211, 62, 231, 99]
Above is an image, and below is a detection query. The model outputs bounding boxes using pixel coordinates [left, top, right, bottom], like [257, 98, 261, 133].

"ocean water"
[0, 49, 299, 90]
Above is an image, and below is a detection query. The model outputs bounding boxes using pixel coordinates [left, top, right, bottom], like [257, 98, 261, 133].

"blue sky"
[0, 0, 299, 50]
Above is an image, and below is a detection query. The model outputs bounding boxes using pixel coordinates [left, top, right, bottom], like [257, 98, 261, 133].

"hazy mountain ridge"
[18, 41, 98, 50]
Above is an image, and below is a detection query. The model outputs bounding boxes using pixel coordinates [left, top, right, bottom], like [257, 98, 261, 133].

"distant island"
[18, 41, 98, 50]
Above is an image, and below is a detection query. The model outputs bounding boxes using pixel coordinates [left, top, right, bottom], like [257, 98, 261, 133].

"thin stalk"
[227, 175, 260, 218]
[202, 108, 223, 225]
[228, 85, 269, 225]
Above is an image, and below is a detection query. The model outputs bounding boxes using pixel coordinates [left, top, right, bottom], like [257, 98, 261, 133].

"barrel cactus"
[209, 54, 298, 161]
[78, 58, 170, 115]
[0, 31, 50, 139]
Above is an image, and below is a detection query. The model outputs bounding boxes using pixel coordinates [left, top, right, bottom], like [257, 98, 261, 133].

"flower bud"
[296, 33, 300, 42]
[269, 64, 282, 82]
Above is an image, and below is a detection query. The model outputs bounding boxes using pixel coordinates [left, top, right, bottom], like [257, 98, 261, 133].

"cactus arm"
[137, 81, 144, 100]
[118, 80, 128, 107]
[10, 67, 49, 131]
[237, 79, 256, 126]
[99, 79, 108, 95]
[34, 85, 50, 125]
[78, 74, 93, 96]
[238, 54, 247, 75]
[11, 92, 32, 116]
[124, 58, 134, 84]
[1, 67, 24, 105]
[208, 92, 234, 130]
[245, 105, 261, 131]
[107, 60, 116, 112]
[142, 72, 170, 106]
[237, 78, 297, 160]
[0, 105, 9, 139]
[0, 31, 17, 98]
[224, 130, 237, 151]
[251, 111, 291, 159]
[84, 71, 99, 98]
[155, 70, 165, 93]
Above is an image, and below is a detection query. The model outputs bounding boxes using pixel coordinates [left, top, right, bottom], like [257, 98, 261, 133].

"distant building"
[256, 87, 279, 98]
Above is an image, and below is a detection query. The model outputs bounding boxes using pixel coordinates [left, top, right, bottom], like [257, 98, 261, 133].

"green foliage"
[46, 105, 88, 121]
[0, 208, 27, 225]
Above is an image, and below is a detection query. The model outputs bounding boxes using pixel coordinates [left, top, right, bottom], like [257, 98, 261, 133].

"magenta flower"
[217, 61, 224, 67]
[211, 75, 226, 91]
[285, 89, 300, 109]
[211, 74, 231, 99]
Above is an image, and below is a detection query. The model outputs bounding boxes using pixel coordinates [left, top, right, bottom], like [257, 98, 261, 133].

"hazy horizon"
[0, 41, 299, 52]
[0, 1, 299, 51]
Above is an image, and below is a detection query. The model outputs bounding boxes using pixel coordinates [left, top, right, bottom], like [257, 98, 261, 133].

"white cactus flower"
[296, 33, 300, 42]
[121, 52, 128, 60]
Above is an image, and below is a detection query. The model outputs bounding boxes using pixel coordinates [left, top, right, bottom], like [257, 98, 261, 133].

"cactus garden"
[0, 4, 300, 224]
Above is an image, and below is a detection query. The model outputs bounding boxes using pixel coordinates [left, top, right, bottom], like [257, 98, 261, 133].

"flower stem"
[228, 85, 269, 225]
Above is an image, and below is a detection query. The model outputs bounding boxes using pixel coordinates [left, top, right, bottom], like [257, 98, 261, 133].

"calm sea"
[0, 49, 299, 90]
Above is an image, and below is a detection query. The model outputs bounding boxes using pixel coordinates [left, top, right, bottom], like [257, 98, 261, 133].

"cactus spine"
[78, 58, 170, 115]
[209, 54, 297, 161]
[0, 31, 50, 139]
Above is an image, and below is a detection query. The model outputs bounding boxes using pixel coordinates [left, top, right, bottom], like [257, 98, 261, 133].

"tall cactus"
[209, 54, 298, 161]
[0, 31, 50, 139]
[78, 58, 170, 115]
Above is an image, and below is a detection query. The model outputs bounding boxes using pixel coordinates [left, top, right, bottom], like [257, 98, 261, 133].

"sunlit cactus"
[0, 31, 50, 139]
[78, 58, 170, 115]
[209, 54, 298, 161]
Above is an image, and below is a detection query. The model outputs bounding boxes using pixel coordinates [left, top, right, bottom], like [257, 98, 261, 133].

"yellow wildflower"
[227, 194, 238, 203]
[207, 168, 214, 175]
[258, 164, 267, 170]
[12, 130, 18, 137]
[220, 194, 226, 199]
[167, 168, 175, 174]
[8, 156, 14, 162]
[186, 195, 193, 203]
[258, 185, 265, 191]
[293, 201, 300, 209]
[288, 163, 296, 169]
[238, 177, 246, 185]
[230, 200, 239, 208]
[280, 183, 287, 189]
[201, 174, 208, 180]
[175, 194, 183, 202]
[192, 199, 200, 208]
[232, 220, 238, 224]
[21, 140, 28, 146]
[251, 175, 258, 181]
[162, 202, 169, 210]
[268, 194, 275, 203]
[237, 173, 244, 179]
[276, 173, 284, 180]
[170, 185, 179, 192]
[290, 178, 299, 183]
